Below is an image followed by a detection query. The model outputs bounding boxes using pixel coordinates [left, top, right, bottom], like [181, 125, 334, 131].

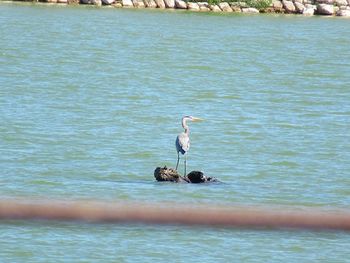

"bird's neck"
[182, 119, 190, 135]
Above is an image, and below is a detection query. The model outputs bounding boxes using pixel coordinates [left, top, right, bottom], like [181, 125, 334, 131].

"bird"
[175, 116, 203, 176]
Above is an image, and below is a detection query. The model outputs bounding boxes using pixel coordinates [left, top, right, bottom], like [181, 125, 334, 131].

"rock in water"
[154, 166, 189, 183]
[186, 171, 220, 183]
[154, 166, 220, 183]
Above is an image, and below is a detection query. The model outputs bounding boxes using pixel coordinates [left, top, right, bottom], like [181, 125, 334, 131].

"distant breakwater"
[4, 0, 350, 16]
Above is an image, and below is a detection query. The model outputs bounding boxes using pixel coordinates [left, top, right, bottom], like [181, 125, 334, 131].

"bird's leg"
[184, 154, 187, 176]
[176, 152, 180, 171]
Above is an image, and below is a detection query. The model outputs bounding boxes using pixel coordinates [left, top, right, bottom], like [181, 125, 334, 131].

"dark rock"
[186, 171, 205, 183]
[187, 171, 220, 183]
[154, 166, 189, 183]
[154, 166, 220, 183]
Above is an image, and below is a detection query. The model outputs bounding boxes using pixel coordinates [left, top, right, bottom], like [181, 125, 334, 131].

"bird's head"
[183, 116, 203, 122]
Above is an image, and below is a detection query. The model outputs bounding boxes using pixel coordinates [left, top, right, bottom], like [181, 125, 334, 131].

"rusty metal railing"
[0, 199, 350, 231]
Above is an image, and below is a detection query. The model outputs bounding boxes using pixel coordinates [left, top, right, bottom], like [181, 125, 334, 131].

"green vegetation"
[207, 0, 220, 5]
[190, 0, 272, 10]
[244, 0, 272, 9]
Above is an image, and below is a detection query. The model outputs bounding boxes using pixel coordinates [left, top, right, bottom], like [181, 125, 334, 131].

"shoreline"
[1, 0, 350, 16]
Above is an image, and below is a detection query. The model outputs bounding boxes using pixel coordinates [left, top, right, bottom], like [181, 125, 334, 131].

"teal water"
[1, 2, 350, 262]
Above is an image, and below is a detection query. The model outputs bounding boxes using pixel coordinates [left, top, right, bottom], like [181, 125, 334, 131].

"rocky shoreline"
[4, 0, 350, 16]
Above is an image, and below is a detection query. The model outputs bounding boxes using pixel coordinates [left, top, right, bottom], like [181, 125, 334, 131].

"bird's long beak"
[192, 117, 204, 122]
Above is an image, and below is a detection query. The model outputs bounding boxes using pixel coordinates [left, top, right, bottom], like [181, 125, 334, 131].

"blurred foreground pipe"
[0, 199, 350, 231]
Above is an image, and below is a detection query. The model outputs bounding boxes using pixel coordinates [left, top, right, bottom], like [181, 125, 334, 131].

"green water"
[1, 2, 350, 262]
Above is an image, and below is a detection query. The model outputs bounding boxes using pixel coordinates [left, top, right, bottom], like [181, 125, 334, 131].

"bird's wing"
[176, 133, 190, 154]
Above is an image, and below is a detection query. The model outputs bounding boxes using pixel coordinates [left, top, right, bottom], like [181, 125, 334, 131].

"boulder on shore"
[303, 6, 315, 14]
[122, 0, 134, 6]
[272, 0, 284, 11]
[102, 0, 115, 4]
[81, 0, 101, 5]
[144, 0, 157, 7]
[154, 0, 165, 8]
[218, 2, 233, 11]
[315, 0, 333, 4]
[282, 0, 296, 13]
[231, 5, 242, 12]
[209, 4, 222, 11]
[317, 3, 334, 14]
[163, 0, 175, 8]
[334, 0, 348, 6]
[294, 2, 305, 13]
[132, 0, 145, 7]
[337, 9, 350, 15]
[198, 2, 210, 11]
[187, 2, 200, 10]
[242, 7, 260, 13]
[175, 0, 187, 9]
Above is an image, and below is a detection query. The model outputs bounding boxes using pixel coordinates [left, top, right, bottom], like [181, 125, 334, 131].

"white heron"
[175, 116, 203, 176]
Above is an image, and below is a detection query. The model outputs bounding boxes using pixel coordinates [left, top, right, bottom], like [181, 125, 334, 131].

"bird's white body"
[175, 116, 202, 176]
[176, 132, 190, 155]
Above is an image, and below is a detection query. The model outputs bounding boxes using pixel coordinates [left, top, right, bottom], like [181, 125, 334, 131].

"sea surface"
[1, 2, 350, 262]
